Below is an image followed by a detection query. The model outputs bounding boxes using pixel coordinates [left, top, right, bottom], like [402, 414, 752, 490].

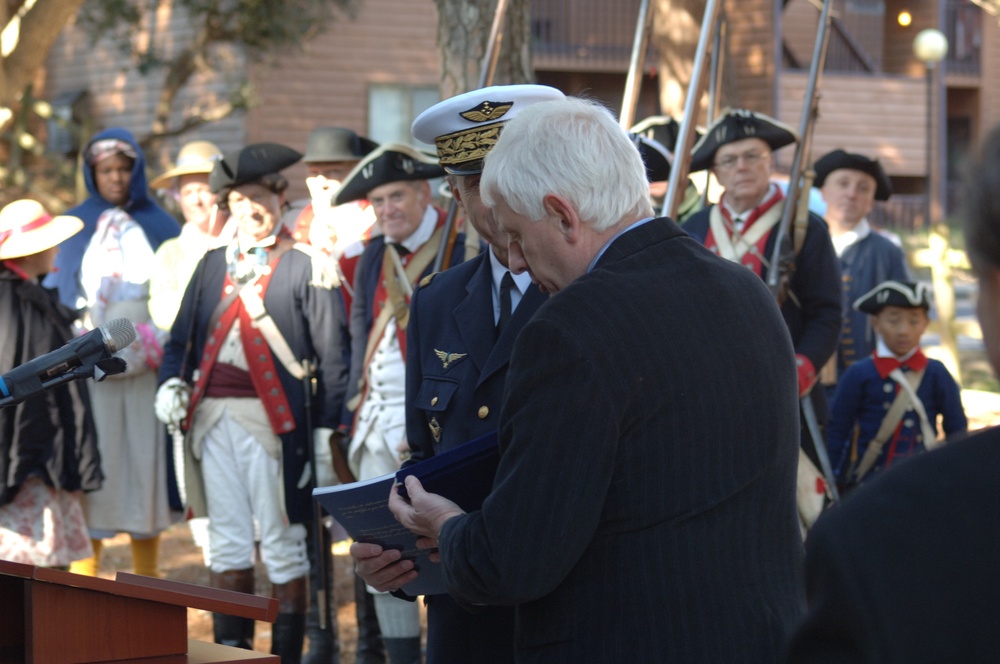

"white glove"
[313, 427, 339, 487]
[155, 377, 191, 428]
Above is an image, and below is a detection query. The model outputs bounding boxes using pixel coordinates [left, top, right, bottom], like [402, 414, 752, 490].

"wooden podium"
[0, 560, 280, 663]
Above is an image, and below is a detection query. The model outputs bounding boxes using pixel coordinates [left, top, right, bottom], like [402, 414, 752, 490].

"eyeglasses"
[713, 150, 770, 170]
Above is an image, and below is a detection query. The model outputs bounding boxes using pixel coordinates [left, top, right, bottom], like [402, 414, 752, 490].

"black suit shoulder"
[787, 426, 1000, 663]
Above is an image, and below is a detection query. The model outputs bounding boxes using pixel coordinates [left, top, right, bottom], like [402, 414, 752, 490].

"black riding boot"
[271, 576, 308, 664]
[211, 569, 256, 649]
[382, 637, 422, 664]
[354, 574, 386, 664]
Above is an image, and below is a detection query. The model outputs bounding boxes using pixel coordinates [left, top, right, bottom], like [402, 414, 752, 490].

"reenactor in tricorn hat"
[332, 140, 462, 663]
[813, 148, 910, 382]
[630, 115, 704, 222]
[155, 142, 351, 663]
[814, 149, 910, 385]
[683, 109, 842, 530]
[345, 84, 563, 664]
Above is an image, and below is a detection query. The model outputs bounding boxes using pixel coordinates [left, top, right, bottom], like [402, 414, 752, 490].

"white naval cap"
[411, 84, 566, 175]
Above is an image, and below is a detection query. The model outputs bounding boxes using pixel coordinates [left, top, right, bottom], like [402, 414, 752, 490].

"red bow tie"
[873, 350, 928, 379]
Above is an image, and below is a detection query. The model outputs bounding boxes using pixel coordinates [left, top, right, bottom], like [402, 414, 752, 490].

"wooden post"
[909, 224, 976, 386]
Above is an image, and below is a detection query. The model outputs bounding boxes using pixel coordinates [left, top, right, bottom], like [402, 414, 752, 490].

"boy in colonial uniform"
[827, 280, 967, 488]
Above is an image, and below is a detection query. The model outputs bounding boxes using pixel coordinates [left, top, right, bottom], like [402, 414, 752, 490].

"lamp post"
[913, 28, 948, 227]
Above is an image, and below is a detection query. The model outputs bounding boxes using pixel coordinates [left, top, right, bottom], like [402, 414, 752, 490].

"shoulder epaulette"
[419, 272, 439, 288]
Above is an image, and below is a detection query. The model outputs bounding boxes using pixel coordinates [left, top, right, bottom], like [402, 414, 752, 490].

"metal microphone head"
[100, 318, 138, 352]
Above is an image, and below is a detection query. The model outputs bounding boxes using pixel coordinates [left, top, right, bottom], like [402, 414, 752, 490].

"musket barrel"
[620, 0, 656, 130]
[478, 0, 510, 89]
[434, 0, 511, 273]
[664, 0, 724, 220]
[766, 0, 834, 290]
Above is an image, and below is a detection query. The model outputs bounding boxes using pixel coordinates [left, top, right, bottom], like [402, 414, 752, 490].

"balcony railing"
[946, 0, 982, 76]
[532, 0, 651, 71]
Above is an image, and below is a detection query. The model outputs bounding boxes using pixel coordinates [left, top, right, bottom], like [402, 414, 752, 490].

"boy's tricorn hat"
[689, 109, 798, 173]
[411, 84, 566, 175]
[303, 127, 378, 164]
[813, 149, 893, 201]
[209, 142, 302, 193]
[853, 280, 931, 314]
[149, 140, 223, 190]
[335, 143, 445, 205]
[628, 133, 672, 183]
[0, 199, 83, 260]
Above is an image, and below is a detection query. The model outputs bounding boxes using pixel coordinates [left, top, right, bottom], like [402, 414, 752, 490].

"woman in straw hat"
[0, 200, 103, 568]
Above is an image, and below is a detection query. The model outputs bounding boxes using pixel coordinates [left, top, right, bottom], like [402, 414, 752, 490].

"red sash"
[187, 255, 297, 435]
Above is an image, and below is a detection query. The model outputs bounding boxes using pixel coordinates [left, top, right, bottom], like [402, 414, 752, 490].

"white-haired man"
[367, 97, 805, 663]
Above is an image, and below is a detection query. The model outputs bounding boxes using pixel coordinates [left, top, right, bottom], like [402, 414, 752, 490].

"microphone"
[0, 318, 138, 407]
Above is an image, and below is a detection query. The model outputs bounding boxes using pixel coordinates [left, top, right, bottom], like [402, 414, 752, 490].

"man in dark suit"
[783, 123, 1000, 663]
[369, 96, 805, 662]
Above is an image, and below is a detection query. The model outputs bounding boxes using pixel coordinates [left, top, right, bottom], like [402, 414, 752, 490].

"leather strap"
[709, 201, 783, 264]
[851, 368, 927, 482]
[347, 226, 444, 412]
[239, 282, 308, 381]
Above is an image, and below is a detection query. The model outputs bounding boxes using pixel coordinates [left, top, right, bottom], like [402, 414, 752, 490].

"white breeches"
[201, 413, 308, 584]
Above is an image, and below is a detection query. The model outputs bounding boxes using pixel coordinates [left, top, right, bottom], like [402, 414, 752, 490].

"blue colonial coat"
[827, 353, 967, 484]
[159, 245, 349, 523]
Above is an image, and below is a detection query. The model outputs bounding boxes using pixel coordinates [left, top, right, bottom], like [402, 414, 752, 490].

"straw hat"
[149, 140, 223, 190]
[0, 200, 83, 260]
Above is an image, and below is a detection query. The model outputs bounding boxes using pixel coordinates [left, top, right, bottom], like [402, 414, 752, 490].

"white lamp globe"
[913, 28, 949, 64]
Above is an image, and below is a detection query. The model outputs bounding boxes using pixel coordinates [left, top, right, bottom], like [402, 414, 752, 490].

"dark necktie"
[497, 271, 514, 335]
[390, 243, 411, 257]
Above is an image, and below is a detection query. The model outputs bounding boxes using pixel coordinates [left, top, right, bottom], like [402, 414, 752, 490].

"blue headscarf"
[45, 127, 181, 310]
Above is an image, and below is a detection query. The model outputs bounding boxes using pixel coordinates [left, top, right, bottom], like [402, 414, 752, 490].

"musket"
[765, 0, 834, 301]
[764, 0, 839, 503]
[700, 12, 728, 209]
[431, 0, 511, 274]
[663, 0, 724, 220]
[303, 362, 335, 634]
[619, 0, 656, 131]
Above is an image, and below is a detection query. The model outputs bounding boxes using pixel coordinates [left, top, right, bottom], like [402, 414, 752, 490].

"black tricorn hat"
[303, 127, 378, 164]
[689, 109, 798, 173]
[335, 142, 445, 205]
[630, 115, 701, 154]
[814, 149, 893, 201]
[853, 280, 931, 315]
[209, 142, 302, 193]
[628, 133, 672, 183]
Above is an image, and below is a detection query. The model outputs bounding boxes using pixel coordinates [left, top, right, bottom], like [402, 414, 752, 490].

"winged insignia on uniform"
[460, 101, 514, 123]
[434, 349, 468, 369]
